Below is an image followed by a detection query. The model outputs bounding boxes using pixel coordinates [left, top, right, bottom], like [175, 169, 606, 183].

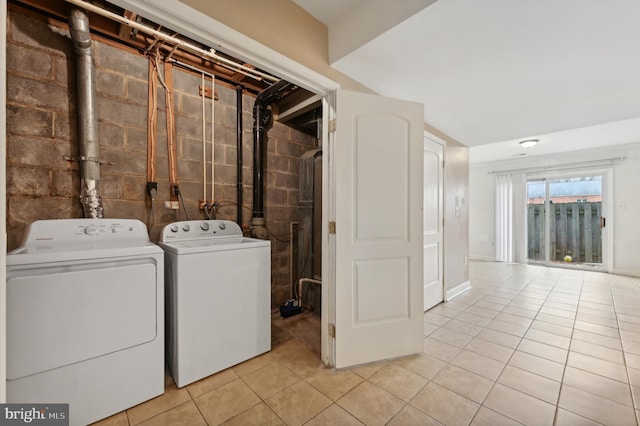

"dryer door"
[7, 258, 158, 380]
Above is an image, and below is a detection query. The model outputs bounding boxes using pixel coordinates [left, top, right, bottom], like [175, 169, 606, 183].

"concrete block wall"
[6, 9, 317, 307]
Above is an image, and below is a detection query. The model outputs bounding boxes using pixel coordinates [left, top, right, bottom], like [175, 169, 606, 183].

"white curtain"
[495, 173, 527, 263]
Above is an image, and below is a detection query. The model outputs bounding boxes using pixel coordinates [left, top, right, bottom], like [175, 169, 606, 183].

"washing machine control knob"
[111, 225, 121, 233]
[84, 225, 99, 235]
[218, 222, 226, 230]
[182, 224, 191, 232]
[170, 225, 179, 233]
[200, 222, 210, 231]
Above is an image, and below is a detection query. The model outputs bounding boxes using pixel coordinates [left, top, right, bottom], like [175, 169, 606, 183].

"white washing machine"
[159, 220, 271, 388]
[6, 219, 164, 426]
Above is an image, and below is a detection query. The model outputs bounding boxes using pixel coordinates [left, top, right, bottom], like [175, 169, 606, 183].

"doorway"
[527, 172, 608, 271]
[58, 0, 426, 370]
[271, 104, 324, 356]
[423, 135, 444, 311]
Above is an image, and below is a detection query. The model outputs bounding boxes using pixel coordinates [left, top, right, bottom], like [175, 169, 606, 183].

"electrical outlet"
[164, 201, 179, 209]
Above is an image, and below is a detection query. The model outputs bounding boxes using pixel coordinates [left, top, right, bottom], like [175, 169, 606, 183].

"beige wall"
[179, 0, 373, 93]
[444, 144, 470, 292]
[428, 122, 470, 293]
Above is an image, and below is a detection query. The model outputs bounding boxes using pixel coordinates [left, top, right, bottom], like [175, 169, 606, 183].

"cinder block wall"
[6, 9, 316, 307]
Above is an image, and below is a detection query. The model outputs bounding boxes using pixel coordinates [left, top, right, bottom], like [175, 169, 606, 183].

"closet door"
[331, 89, 424, 368]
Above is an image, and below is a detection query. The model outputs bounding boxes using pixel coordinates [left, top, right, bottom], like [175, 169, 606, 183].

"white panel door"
[423, 136, 444, 311]
[332, 89, 424, 368]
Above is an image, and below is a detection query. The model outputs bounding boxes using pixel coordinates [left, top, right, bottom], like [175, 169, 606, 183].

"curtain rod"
[489, 157, 625, 175]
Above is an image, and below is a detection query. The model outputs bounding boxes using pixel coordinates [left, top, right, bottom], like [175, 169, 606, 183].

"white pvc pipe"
[298, 278, 322, 308]
[64, 0, 278, 83]
[211, 75, 216, 204]
[201, 73, 206, 204]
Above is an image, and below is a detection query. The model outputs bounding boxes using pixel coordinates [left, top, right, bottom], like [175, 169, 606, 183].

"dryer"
[6, 219, 164, 426]
[159, 220, 271, 387]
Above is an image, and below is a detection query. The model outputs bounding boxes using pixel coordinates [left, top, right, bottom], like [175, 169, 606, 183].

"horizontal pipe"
[64, 0, 278, 83]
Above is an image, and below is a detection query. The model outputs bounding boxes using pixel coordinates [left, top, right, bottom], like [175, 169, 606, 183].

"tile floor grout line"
[551, 269, 583, 426]
[98, 263, 640, 426]
[191, 397, 210, 426]
[471, 266, 610, 424]
[483, 268, 566, 413]
[610, 274, 640, 426]
[456, 265, 549, 425]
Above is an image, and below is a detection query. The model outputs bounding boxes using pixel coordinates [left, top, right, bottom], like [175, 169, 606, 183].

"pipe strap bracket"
[64, 155, 114, 165]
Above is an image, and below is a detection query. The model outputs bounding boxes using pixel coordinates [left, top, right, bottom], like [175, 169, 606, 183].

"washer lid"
[7, 219, 162, 265]
[159, 236, 270, 254]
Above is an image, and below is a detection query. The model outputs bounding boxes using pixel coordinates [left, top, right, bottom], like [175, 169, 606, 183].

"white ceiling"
[292, 0, 640, 163]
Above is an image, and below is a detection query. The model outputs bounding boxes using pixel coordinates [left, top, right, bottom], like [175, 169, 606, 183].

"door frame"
[526, 168, 613, 273]
[1, 0, 8, 403]
[107, 0, 342, 365]
[423, 132, 444, 311]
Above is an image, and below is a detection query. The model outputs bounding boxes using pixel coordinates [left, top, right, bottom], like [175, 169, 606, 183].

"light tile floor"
[94, 261, 640, 425]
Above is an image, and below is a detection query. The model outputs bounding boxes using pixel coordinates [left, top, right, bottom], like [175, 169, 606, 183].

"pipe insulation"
[69, 8, 104, 218]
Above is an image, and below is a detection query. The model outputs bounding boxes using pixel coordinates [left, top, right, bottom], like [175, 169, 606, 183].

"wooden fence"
[528, 202, 602, 263]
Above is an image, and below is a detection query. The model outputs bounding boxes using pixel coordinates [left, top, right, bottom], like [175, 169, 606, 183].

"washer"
[159, 220, 271, 388]
[6, 219, 164, 426]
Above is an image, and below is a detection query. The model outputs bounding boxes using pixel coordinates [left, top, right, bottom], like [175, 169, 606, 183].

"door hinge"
[329, 119, 336, 133]
[328, 221, 336, 234]
[600, 216, 606, 229]
[328, 323, 336, 338]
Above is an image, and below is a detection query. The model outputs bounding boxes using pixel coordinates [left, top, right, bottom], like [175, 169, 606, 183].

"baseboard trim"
[612, 268, 640, 278]
[445, 280, 471, 301]
[469, 255, 495, 262]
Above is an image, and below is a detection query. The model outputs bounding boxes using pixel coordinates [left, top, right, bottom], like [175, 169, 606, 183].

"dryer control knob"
[170, 225, 179, 233]
[200, 222, 210, 231]
[218, 222, 226, 230]
[84, 225, 99, 235]
[182, 224, 191, 232]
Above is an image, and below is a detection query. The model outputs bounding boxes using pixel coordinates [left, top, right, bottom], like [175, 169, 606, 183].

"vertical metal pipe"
[236, 86, 243, 226]
[69, 8, 103, 218]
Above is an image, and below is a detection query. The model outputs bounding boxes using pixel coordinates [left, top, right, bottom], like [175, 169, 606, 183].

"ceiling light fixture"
[519, 139, 538, 148]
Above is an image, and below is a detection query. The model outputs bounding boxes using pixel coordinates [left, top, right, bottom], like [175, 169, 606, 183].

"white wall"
[469, 163, 495, 261]
[469, 142, 640, 277]
[611, 144, 640, 276]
